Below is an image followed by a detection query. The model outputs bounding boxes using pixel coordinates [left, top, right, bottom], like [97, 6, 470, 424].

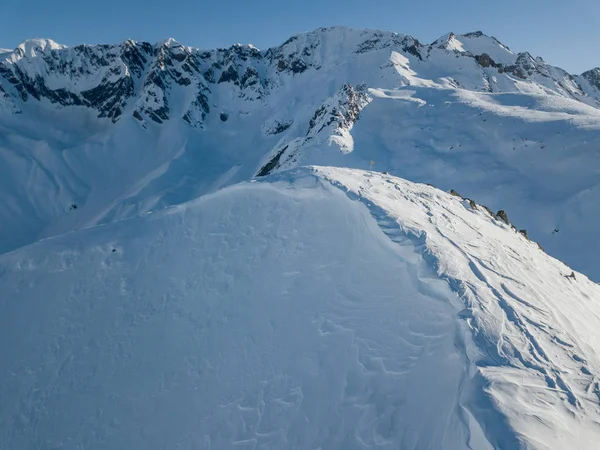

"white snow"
[1, 26, 600, 282]
[2, 27, 600, 447]
[2, 167, 600, 449]
[15, 38, 66, 57]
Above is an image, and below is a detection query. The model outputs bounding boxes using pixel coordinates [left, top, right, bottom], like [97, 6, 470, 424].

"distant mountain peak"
[15, 38, 66, 56]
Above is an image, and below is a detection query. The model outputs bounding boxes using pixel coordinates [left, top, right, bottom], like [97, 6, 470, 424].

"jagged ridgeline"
[2, 29, 598, 126]
[1, 27, 600, 281]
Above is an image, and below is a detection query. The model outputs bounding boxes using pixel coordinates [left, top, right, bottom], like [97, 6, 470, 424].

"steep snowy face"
[2, 26, 600, 281]
[2, 167, 600, 450]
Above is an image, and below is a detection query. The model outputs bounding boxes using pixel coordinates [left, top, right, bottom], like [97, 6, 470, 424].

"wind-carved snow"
[2, 167, 600, 449]
[314, 167, 600, 450]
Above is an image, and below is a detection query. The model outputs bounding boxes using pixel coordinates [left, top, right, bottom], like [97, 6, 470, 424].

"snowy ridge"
[2, 167, 600, 449]
[2, 26, 600, 284]
[0, 27, 599, 123]
[313, 167, 600, 449]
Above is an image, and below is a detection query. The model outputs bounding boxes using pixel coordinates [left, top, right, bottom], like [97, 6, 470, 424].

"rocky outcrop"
[257, 84, 372, 177]
[500, 52, 549, 79]
[582, 68, 600, 90]
[476, 53, 497, 68]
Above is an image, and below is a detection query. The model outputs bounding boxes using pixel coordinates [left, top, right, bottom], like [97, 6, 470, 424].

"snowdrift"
[2, 167, 599, 449]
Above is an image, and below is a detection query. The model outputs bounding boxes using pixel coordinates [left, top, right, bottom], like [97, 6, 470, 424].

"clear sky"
[1, 0, 598, 73]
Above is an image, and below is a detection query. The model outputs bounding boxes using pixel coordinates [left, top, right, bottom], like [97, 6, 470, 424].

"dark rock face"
[307, 84, 370, 136]
[356, 38, 383, 54]
[257, 145, 289, 177]
[218, 65, 239, 84]
[241, 67, 259, 87]
[354, 32, 423, 61]
[120, 41, 153, 77]
[476, 53, 497, 68]
[463, 31, 485, 38]
[403, 41, 423, 61]
[263, 119, 293, 135]
[496, 210, 510, 225]
[290, 59, 308, 74]
[582, 68, 600, 90]
[81, 76, 134, 122]
[501, 52, 548, 79]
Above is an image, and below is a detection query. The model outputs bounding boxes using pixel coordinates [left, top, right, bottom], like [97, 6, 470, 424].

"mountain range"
[1, 27, 600, 449]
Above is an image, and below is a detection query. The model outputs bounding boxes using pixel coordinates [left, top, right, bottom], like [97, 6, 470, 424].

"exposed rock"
[496, 210, 510, 225]
[476, 53, 497, 68]
[307, 84, 371, 136]
[463, 31, 485, 38]
[501, 52, 549, 80]
[241, 67, 260, 87]
[582, 68, 600, 90]
[263, 119, 293, 136]
[257, 145, 289, 177]
[403, 40, 423, 61]
[356, 38, 382, 54]
[218, 65, 239, 84]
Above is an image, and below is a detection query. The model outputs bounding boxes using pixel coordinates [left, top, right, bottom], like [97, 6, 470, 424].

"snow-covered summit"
[431, 31, 515, 66]
[2, 167, 600, 449]
[3, 25, 600, 449]
[1, 25, 600, 283]
[13, 38, 66, 57]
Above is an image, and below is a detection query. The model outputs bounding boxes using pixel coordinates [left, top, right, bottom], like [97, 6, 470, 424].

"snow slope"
[2, 167, 600, 450]
[1, 27, 600, 282]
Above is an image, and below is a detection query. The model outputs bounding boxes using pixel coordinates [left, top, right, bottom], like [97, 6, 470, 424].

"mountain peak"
[15, 38, 66, 56]
[462, 30, 485, 38]
[157, 37, 181, 48]
[582, 67, 600, 89]
[430, 30, 515, 66]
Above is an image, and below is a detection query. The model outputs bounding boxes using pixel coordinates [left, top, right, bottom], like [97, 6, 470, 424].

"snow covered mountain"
[1, 27, 600, 280]
[2, 27, 600, 449]
[2, 167, 600, 449]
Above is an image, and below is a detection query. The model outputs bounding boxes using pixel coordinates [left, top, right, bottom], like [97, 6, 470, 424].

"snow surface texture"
[1, 27, 600, 281]
[2, 167, 600, 450]
[2, 27, 600, 449]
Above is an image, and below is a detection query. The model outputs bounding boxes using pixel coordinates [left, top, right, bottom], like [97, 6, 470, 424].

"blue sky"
[1, 0, 597, 73]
